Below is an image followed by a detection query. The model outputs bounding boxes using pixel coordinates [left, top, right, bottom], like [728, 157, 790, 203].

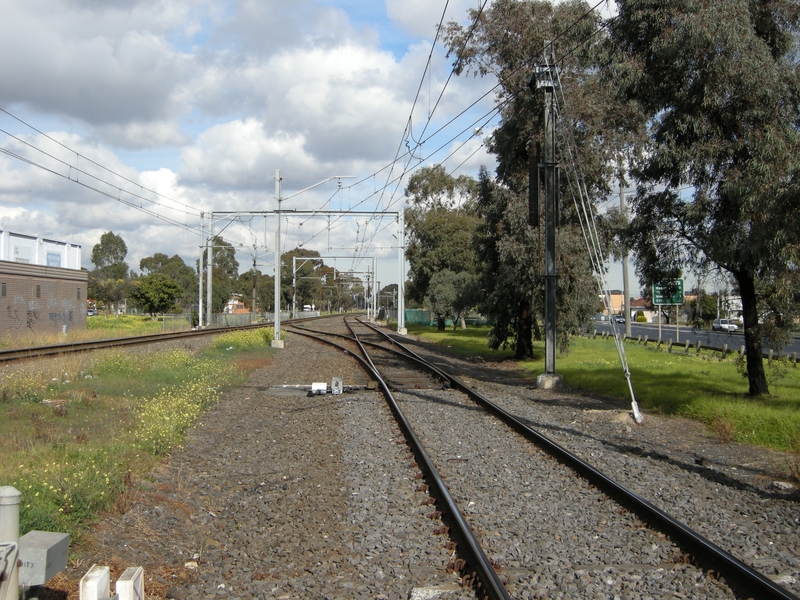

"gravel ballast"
[49, 327, 799, 599]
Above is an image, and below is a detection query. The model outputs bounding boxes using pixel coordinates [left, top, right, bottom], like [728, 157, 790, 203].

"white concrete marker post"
[80, 565, 110, 600]
[115, 567, 144, 600]
[0, 486, 21, 600]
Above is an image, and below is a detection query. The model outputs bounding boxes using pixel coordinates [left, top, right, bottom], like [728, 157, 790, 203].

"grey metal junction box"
[18, 530, 69, 586]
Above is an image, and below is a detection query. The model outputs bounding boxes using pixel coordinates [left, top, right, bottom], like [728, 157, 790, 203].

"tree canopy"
[442, 0, 620, 352]
[130, 273, 184, 317]
[610, 0, 800, 395]
[404, 166, 480, 329]
[139, 253, 197, 311]
[88, 231, 130, 315]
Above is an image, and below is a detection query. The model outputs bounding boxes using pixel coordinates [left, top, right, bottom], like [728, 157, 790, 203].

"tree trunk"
[736, 271, 769, 396]
[515, 303, 534, 359]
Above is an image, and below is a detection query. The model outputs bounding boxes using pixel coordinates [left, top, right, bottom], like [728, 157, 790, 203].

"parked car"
[87, 308, 98, 316]
[611, 314, 626, 324]
[712, 318, 739, 332]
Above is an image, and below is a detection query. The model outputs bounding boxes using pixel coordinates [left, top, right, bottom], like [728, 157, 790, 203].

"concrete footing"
[270, 339, 285, 349]
[536, 373, 563, 390]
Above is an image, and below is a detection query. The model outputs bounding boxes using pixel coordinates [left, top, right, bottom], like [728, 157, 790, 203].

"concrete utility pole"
[273, 170, 284, 347]
[206, 212, 213, 328]
[252, 256, 257, 315]
[397, 209, 407, 334]
[530, 42, 562, 389]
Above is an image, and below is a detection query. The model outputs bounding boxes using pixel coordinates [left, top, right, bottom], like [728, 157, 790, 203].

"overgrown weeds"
[1, 328, 276, 541]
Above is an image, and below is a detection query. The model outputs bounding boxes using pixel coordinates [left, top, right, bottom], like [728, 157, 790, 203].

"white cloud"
[0, 1, 197, 133]
[385, 0, 477, 39]
[0, 0, 504, 280]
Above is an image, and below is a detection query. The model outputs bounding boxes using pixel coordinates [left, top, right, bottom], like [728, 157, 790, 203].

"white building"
[0, 230, 82, 270]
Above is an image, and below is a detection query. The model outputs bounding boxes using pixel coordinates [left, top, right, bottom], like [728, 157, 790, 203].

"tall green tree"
[610, 0, 800, 395]
[89, 231, 130, 316]
[139, 253, 198, 311]
[443, 0, 638, 192]
[91, 231, 128, 275]
[443, 0, 627, 353]
[130, 273, 184, 317]
[405, 165, 480, 330]
[474, 168, 596, 357]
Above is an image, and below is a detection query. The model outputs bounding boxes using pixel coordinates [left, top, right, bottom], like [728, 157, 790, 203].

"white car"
[712, 318, 739, 332]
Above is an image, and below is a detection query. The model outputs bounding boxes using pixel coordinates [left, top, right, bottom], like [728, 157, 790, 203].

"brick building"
[0, 230, 87, 337]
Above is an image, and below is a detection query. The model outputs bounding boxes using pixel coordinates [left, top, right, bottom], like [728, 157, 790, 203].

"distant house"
[224, 293, 250, 314]
[599, 290, 625, 316]
[630, 297, 658, 322]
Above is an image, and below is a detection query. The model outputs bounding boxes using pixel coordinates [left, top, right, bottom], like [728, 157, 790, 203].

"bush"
[636, 311, 648, 323]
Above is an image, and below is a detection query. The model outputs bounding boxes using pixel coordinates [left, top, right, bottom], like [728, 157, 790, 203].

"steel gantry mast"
[530, 42, 563, 390]
[209, 201, 404, 339]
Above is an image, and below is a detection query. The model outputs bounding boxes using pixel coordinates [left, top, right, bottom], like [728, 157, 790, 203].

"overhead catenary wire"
[247, 0, 636, 265]
[0, 107, 202, 216]
[0, 146, 202, 236]
[5, 0, 640, 275]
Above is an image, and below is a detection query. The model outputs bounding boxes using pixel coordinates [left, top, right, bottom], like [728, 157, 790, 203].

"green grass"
[0, 330, 276, 542]
[407, 324, 800, 453]
[406, 324, 517, 360]
[0, 315, 166, 350]
[87, 314, 165, 336]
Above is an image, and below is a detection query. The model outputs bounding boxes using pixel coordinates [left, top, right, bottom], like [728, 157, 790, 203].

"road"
[593, 321, 800, 356]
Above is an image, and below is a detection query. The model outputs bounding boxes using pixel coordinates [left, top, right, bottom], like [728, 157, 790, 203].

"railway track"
[0, 321, 285, 363]
[287, 315, 800, 600]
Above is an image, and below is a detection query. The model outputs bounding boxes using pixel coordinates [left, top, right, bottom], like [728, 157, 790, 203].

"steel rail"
[357, 319, 800, 600]
[285, 318, 512, 600]
[289, 320, 454, 386]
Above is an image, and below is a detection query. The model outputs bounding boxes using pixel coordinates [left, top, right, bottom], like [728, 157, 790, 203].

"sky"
[0, 0, 634, 293]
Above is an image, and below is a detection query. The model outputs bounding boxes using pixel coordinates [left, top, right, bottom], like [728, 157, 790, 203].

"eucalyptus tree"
[475, 168, 596, 357]
[442, 0, 631, 353]
[88, 231, 130, 316]
[129, 273, 184, 318]
[404, 165, 480, 330]
[610, 0, 800, 395]
[139, 253, 197, 310]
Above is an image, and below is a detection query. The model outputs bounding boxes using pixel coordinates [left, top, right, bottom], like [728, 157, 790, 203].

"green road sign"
[653, 279, 684, 305]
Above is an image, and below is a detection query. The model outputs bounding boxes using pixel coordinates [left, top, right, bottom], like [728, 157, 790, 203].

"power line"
[0, 107, 202, 216]
[0, 128, 202, 224]
[0, 146, 202, 236]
